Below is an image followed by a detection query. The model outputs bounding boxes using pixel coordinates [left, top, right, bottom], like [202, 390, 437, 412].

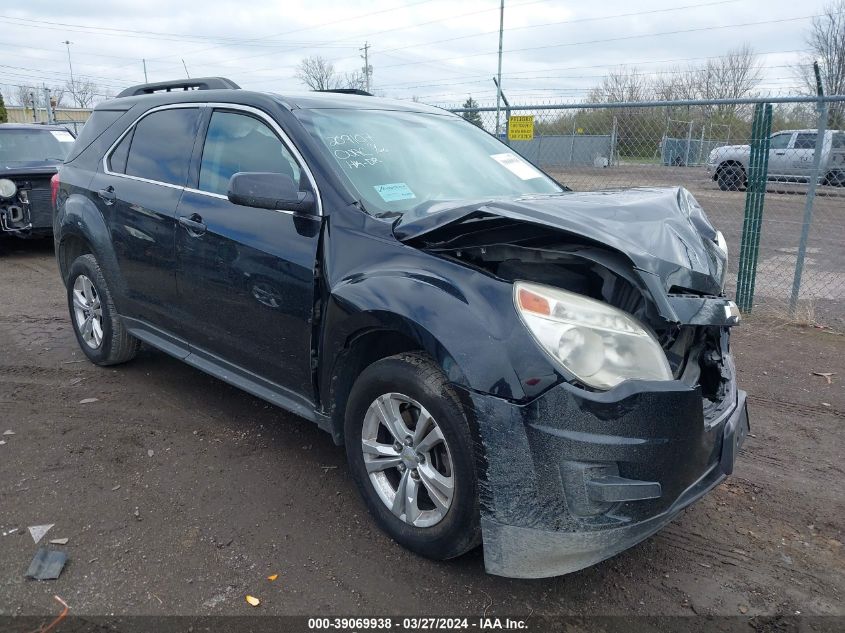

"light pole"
[62, 40, 76, 107]
[494, 1, 504, 138]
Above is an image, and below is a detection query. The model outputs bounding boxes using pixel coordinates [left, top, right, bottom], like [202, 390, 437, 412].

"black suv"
[1, 123, 75, 239]
[54, 78, 749, 579]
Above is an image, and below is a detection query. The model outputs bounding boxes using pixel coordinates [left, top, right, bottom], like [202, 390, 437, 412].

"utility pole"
[142, 59, 148, 82]
[43, 85, 55, 124]
[495, 0, 504, 138]
[493, 77, 510, 145]
[360, 42, 371, 92]
[62, 40, 76, 107]
[29, 91, 38, 122]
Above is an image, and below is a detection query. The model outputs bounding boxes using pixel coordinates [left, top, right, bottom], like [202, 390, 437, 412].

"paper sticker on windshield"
[374, 183, 416, 202]
[50, 130, 74, 143]
[490, 152, 543, 180]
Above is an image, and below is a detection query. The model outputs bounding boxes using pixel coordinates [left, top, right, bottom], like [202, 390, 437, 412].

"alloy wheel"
[361, 393, 455, 528]
[72, 274, 104, 349]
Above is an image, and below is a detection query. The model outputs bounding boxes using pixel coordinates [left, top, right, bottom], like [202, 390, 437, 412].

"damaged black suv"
[53, 78, 749, 578]
[1, 123, 75, 240]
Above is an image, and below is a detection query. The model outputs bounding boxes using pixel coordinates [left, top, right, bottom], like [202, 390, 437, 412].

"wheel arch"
[320, 314, 469, 445]
[57, 233, 93, 284]
[56, 193, 126, 304]
[716, 159, 746, 173]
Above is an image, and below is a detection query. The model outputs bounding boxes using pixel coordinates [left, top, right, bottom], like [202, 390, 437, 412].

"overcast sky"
[0, 0, 832, 107]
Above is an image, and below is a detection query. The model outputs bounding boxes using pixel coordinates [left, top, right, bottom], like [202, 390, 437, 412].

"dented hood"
[393, 187, 727, 296]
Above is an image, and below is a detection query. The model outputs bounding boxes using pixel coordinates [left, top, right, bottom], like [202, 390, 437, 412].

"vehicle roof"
[96, 88, 449, 116]
[0, 122, 74, 131]
[776, 128, 845, 134]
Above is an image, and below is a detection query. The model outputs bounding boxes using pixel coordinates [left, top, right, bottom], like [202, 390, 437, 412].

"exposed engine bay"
[404, 212, 734, 410]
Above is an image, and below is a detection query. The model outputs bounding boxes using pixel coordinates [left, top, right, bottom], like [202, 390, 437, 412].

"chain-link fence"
[449, 96, 845, 330]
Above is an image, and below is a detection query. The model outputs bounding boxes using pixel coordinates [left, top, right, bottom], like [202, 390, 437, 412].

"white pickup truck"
[707, 129, 845, 190]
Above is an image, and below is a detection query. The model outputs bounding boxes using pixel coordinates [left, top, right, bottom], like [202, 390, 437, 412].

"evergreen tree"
[461, 96, 483, 128]
[0, 92, 7, 123]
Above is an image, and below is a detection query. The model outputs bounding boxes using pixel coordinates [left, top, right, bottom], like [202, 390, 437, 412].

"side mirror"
[227, 172, 316, 214]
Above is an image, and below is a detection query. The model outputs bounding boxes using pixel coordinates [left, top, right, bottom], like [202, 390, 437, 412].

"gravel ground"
[0, 239, 843, 619]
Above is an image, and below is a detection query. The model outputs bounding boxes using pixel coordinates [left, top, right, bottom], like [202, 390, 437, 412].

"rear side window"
[125, 108, 200, 186]
[793, 133, 817, 150]
[832, 133, 844, 149]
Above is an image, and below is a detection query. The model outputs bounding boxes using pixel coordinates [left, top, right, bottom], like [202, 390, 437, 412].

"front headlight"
[715, 230, 727, 255]
[0, 178, 17, 199]
[514, 281, 672, 390]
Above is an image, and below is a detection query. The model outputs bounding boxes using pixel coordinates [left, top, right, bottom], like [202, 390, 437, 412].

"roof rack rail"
[117, 77, 240, 98]
[315, 88, 373, 96]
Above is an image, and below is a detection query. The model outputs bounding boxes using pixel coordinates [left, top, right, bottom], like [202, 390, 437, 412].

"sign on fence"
[508, 115, 534, 141]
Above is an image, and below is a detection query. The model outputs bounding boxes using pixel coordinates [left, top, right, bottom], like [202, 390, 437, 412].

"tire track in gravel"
[656, 524, 836, 595]
[747, 393, 843, 419]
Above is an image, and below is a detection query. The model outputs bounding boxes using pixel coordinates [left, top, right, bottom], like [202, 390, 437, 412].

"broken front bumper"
[460, 367, 749, 579]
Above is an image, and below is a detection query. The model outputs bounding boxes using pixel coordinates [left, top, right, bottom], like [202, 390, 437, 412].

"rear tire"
[824, 170, 845, 187]
[344, 352, 481, 561]
[67, 254, 140, 366]
[717, 164, 745, 191]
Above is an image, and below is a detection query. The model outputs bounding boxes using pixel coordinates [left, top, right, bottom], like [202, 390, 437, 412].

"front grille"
[26, 187, 53, 227]
[12, 177, 53, 229]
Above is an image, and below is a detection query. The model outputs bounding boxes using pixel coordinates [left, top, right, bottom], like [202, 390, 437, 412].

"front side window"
[125, 108, 200, 186]
[769, 133, 792, 150]
[793, 133, 817, 150]
[198, 110, 301, 197]
[296, 108, 562, 217]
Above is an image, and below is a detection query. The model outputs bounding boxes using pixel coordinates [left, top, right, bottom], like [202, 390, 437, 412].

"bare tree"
[343, 70, 367, 91]
[49, 85, 67, 107]
[695, 44, 761, 120]
[295, 56, 343, 91]
[65, 78, 99, 108]
[14, 85, 37, 108]
[588, 67, 648, 103]
[696, 45, 762, 101]
[797, 0, 845, 126]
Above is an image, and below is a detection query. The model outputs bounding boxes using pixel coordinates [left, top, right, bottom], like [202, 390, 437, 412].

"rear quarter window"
[64, 110, 126, 163]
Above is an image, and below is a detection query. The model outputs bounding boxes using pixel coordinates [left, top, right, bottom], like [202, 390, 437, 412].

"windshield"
[0, 128, 75, 163]
[296, 108, 562, 216]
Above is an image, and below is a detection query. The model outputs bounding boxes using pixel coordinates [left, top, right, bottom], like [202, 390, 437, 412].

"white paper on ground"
[28, 524, 54, 544]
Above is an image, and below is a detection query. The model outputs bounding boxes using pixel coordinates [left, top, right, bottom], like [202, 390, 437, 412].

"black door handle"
[178, 214, 207, 236]
[774, 151, 786, 155]
[97, 186, 116, 205]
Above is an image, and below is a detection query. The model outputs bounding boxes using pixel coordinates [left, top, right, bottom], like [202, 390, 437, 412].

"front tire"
[67, 254, 140, 366]
[717, 164, 746, 191]
[345, 352, 481, 560]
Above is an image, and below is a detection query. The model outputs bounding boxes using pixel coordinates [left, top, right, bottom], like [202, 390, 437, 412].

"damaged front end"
[0, 173, 56, 237]
[396, 187, 749, 578]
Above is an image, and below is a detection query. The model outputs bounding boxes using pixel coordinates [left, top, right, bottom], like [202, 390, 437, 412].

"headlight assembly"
[514, 281, 673, 390]
[0, 178, 17, 199]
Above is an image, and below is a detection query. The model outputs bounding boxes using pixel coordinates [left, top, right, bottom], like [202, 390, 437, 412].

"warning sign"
[508, 115, 534, 141]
